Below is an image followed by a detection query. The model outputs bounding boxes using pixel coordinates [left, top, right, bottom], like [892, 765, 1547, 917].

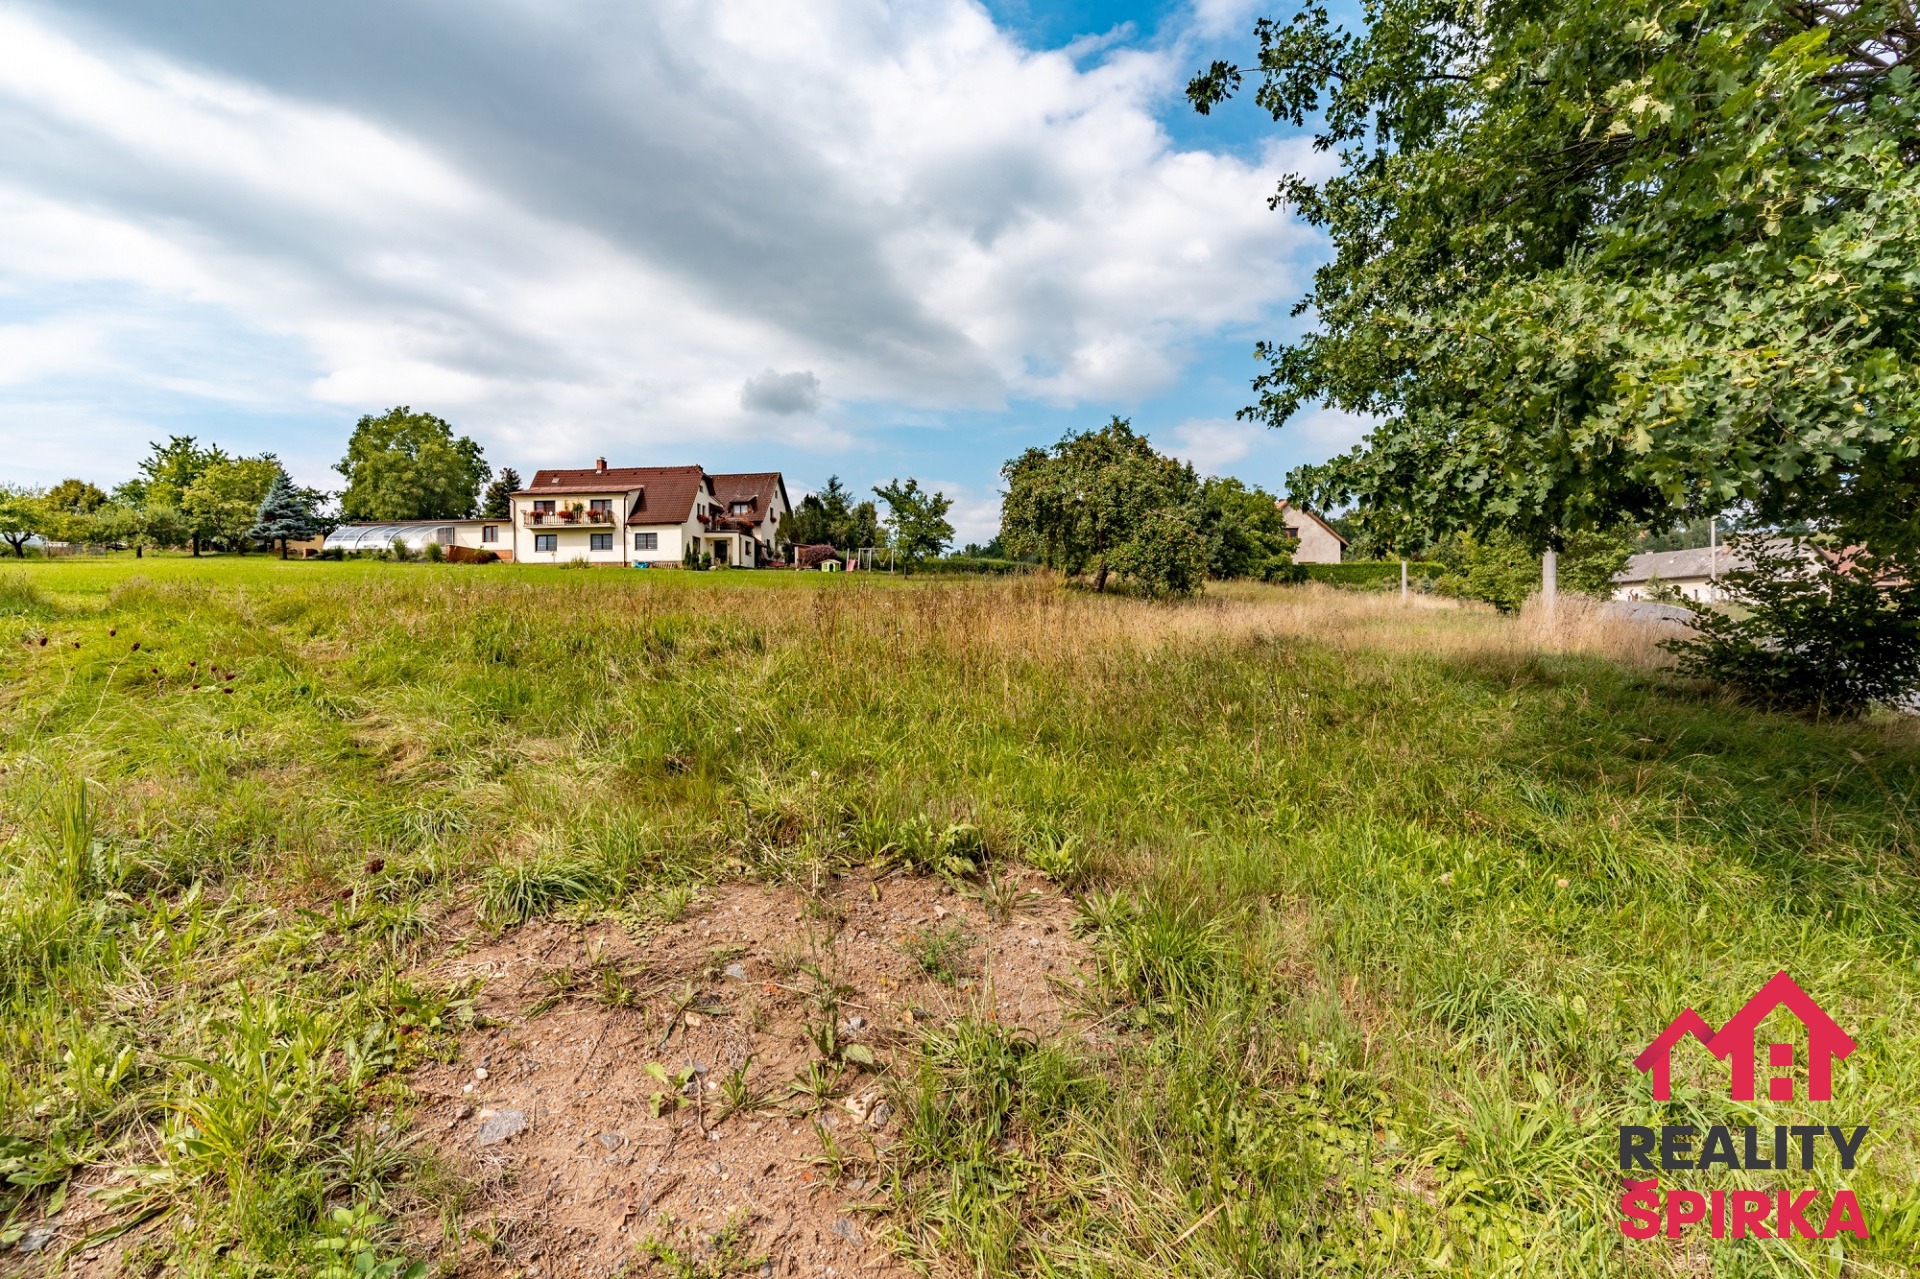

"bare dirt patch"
[403, 871, 1090, 1277]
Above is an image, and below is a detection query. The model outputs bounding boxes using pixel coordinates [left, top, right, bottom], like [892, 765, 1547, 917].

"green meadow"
[2, 556, 1917, 1276]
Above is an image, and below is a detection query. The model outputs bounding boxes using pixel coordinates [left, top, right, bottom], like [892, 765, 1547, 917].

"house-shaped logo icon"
[1633, 971, 1856, 1102]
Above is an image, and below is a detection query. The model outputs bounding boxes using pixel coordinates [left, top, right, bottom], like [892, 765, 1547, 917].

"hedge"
[1302, 561, 1446, 589]
[921, 557, 1038, 575]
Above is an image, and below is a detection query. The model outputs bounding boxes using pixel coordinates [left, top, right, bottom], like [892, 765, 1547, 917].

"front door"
[714, 538, 729, 566]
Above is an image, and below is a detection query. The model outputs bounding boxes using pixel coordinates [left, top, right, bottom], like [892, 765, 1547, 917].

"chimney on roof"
[595, 457, 607, 473]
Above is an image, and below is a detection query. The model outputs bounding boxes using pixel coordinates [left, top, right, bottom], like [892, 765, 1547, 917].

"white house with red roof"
[707, 472, 791, 566]
[509, 459, 790, 568]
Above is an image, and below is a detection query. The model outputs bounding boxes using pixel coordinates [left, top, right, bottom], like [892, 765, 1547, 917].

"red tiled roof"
[709, 472, 787, 522]
[514, 466, 712, 524]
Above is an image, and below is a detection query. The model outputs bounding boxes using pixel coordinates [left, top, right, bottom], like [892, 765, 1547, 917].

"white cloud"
[1188, 0, 1265, 39]
[0, 0, 1321, 481]
[1164, 416, 1262, 473]
[1291, 405, 1376, 452]
[900, 478, 1000, 547]
[937, 483, 1004, 547]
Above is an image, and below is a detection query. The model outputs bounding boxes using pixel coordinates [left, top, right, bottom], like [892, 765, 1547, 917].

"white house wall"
[1287, 520, 1344, 564]
[1614, 576, 1720, 603]
[629, 525, 685, 565]
[518, 527, 631, 565]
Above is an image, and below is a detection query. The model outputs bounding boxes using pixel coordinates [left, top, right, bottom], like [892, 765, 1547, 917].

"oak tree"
[1193, 0, 1919, 556]
[337, 407, 490, 521]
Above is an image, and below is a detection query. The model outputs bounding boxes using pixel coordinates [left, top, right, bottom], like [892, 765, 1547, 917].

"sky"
[0, 0, 1369, 543]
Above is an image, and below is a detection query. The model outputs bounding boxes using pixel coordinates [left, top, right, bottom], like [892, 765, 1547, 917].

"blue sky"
[0, 0, 1367, 541]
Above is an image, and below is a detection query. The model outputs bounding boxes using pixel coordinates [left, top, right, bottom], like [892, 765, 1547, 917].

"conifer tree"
[248, 469, 324, 558]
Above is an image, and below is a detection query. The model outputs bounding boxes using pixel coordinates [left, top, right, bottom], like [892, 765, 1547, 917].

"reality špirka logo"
[1620, 971, 1869, 1241]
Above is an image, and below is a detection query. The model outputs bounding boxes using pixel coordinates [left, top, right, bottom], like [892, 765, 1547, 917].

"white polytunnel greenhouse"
[321, 523, 458, 553]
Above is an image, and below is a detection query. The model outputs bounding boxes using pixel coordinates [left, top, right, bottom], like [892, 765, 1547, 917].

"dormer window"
[731, 501, 753, 515]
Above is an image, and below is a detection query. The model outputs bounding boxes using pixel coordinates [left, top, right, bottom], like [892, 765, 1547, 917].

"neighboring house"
[1612, 541, 1812, 603]
[708, 472, 792, 566]
[1613, 546, 1736, 603]
[511, 460, 793, 568]
[314, 462, 789, 568]
[512, 461, 713, 566]
[322, 520, 511, 559]
[1275, 500, 1346, 564]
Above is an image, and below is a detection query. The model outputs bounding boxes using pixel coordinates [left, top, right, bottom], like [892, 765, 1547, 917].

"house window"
[482, 525, 498, 543]
[534, 533, 556, 553]
[634, 532, 658, 551]
[590, 533, 612, 551]
[731, 501, 752, 515]
[589, 499, 612, 513]
[534, 500, 556, 513]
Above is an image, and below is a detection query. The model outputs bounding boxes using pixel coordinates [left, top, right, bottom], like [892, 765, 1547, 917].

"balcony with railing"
[522, 508, 615, 526]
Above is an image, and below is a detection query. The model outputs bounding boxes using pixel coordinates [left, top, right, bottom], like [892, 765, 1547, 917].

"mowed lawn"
[2, 556, 1917, 1277]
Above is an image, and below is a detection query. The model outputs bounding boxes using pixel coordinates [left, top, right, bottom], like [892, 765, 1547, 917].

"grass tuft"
[478, 855, 616, 925]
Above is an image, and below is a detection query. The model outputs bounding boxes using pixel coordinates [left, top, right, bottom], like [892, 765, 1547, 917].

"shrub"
[1262, 556, 1308, 584]
[922, 557, 1034, 575]
[424, 541, 444, 563]
[1668, 537, 1920, 717]
[1302, 561, 1444, 590]
[1432, 528, 1630, 611]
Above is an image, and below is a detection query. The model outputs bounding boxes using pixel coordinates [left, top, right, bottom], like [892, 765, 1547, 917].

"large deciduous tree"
[1196, 476, 1299, 581]
[337, 407, 490, 521]
[999, 418, 1204, 594]
[183, 456, 283, 553]
[0, 484, 46, 558]
[44, 479, 106, 516]
[130, 436, 228, 554]
[873, 478, 955, 570]
[1191, 0, 1920, 556]
[38, 479, 110, 546]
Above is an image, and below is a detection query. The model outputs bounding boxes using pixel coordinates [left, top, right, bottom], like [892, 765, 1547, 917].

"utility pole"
[1400, 559, 1409, 602]
[1542, 546, 1558, 616]
[1708, 517, 1718, 600]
